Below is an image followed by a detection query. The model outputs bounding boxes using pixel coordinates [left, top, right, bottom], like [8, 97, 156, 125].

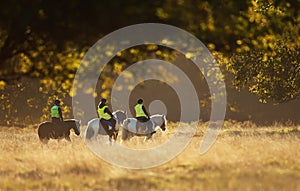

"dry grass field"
[1, 121, 300, 191]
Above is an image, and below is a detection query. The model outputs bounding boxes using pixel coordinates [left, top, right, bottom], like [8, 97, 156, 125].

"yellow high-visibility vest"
[51, 105, 60, 118]
[135, 104, 147, 117]
[98, 105, 111, 120]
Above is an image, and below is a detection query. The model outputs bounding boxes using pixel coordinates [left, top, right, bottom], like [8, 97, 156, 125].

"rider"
[97, 98, 116, 134]
[134, 99, 150, 132]
[51, 99, 63, 127]
[134, 98, 150, 122]
[134, 98, 150, 132]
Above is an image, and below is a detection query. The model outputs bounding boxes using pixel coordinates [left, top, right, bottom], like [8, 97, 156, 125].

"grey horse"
[85, 110, 127, 141]
[122, 114, 166, 141]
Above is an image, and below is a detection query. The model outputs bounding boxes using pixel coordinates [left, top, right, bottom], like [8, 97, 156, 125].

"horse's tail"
[121, 119, 130, 141]
[37, 122, 50, 143]
[38, 122, 48, 136]
[123, 118, 130, 129]
[86, 118, 100, 139]
[37, 124, 42, 139]
[85, 125, 95, 140]
[122, 128, 128, 141]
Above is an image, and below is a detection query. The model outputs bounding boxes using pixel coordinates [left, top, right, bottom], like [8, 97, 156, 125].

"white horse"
[85, 110, 127, 141]
[122, 114, 167, 141]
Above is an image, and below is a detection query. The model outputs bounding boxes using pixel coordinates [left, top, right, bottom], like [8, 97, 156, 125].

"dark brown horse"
[38, 119, 80, 143]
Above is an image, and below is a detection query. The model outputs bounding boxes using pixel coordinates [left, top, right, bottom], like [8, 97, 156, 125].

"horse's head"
[62, 119, 80, 136]
[151, 114, 166, 131]
[113, 110, 127, 125]
[160, 115, 167, 131]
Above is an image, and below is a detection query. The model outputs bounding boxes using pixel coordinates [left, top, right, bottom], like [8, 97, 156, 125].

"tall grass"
[1, 122, 300, 191]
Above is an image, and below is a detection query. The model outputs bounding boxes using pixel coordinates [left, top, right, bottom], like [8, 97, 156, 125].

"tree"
[0, 0, 164, 124]
[0, 0, 299, 125]
[0, 0, 162, 82]
[227, 0, 300, 103]
[230, 41, 299, 103]
[157, 0, 299, 103]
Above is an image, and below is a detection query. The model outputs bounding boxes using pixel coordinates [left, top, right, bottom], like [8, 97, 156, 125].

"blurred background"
[0, 0, 299, 126]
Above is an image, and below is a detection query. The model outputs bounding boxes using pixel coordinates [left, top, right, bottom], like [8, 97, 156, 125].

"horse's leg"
[107, 130, 116, 143]
[128, 132, 134, 141]
[65, 136, 71, 142]
[40, 138, 49, 144]
[112, 132, 117, 142]
[115, 131, 118, 140]
[113, 125, 119, 141]
[108, 135, 116, 146]
[144, 133, 153, 141]
[108, 129, 117, 142]
[122, 128, 128, 141]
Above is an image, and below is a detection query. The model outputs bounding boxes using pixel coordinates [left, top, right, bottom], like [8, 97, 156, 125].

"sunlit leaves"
[225, 0, 300, 103]
[230, 41, 300, 103]
[0, 81, 5, 90]
[156, 8, 170, 20]
[0, 0, 299, 126]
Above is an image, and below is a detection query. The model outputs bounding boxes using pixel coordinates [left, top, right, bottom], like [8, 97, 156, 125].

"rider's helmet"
[100, 98, 107, 103]
[54, 99, 61, 106]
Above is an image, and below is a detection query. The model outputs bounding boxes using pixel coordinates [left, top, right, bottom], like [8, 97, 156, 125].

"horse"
[121, 114, 167, 142]
[85, 110, 127, 142]
[38, 119, 80, 143]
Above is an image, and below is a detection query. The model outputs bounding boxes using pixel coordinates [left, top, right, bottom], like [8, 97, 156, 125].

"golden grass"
[1, 122, 300, 191]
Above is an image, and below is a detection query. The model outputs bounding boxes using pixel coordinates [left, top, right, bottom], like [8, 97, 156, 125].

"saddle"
[52, 120, 64, 129]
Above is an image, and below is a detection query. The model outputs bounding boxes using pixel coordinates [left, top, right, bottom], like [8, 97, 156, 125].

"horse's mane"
[64, 119, 80, 123]
[151, 114, 167, 125]
[62, 119, 80, 130]
[151, 114, 165, 118]
[113, 110, 126, 114]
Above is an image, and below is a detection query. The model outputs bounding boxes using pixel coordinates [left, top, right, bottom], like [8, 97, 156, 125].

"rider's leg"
[100, 119, 112, 136]
[109, 118, 116, 130]
[107, 118, 117, 140]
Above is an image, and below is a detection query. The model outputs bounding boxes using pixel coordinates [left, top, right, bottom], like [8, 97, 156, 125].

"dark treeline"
[0, 0, 299, 125]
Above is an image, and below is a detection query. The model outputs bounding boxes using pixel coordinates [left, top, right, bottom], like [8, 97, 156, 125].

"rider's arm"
[97, 107, 100, 118]
[58, 107, 63, 121]
[142, 105, 150, 118]
[104, 108, 114, 118]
